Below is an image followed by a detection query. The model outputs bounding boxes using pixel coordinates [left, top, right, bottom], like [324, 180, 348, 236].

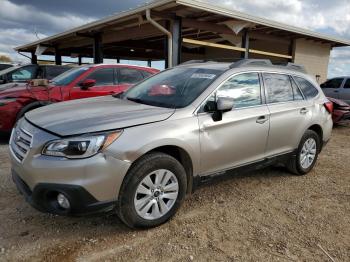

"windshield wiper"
[126, 97, 146, 104]
[112, 92, 124, 98]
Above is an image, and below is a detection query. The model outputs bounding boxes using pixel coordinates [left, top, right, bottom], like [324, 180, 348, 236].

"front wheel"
[287, 130, 320, 175]
[117, 152, 187, 228]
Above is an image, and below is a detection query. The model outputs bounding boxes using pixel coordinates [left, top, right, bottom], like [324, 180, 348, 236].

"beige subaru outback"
[10, 59, 333, 228]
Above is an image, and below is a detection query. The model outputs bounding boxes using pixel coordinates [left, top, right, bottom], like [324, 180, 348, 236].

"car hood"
[25, 96, 175, 136]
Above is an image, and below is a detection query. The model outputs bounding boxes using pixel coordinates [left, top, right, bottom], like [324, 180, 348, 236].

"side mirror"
[80, 79, 96, 90]
[217, 97, 234, 112]
[211, 97, 234, 122]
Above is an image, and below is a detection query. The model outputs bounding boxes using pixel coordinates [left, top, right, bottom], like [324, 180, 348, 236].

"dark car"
[0, 64, 71, 85]
[0, 64, 13, 71]
[321, 77, 350, 104]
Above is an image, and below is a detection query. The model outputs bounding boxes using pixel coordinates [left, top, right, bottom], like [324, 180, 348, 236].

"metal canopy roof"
[15, 0, 350, 57]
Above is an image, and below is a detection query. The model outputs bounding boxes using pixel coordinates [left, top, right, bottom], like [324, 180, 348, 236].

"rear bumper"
[12, 169, 115, 215]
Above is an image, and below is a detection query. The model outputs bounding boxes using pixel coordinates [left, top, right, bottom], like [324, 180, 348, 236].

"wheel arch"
[307, 124, 323, 150]
[141, 145, 194, 195]
[16, 100, 51, 121]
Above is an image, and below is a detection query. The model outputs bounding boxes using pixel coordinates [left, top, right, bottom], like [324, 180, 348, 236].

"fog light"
[57, 193, 70, 209]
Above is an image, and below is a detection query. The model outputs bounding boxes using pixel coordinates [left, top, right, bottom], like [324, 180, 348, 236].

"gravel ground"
[0, 126, 349, 262]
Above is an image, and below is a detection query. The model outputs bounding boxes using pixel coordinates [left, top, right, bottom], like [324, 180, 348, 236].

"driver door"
[70, 67, 116, 99]
[198, 72, 270, 175]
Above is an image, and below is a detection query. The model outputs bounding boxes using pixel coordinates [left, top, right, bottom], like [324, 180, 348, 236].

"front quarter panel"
[105, 110, 201, 176]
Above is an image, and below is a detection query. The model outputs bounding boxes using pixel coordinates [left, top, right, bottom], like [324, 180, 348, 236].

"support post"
[241, 29, 249, 59]
[31, 51, 37, 64]
[93, 33, 103, 64]
[78, 55, 82, 65]
[117, 58, 120, 63]
[172, 16, 182, 66]
[147, 59, 152, 67]
[55, 48, 62, 65]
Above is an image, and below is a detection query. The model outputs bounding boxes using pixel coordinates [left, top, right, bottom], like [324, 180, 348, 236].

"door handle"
[256, 116, 268, 124]
[334, 90, 339, 93]
[300, 108, 309, 114]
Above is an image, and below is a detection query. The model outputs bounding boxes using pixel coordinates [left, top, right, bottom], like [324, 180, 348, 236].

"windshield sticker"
[190, 73, 216, 79]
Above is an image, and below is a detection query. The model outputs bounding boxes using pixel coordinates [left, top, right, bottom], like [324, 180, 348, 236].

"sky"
[0, 0, 349, 77]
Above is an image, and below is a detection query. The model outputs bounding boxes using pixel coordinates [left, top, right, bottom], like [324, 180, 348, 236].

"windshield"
[123, 67, 224, 108]
[51, 66, 90, 86]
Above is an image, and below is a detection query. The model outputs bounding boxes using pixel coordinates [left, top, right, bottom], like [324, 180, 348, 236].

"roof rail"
[285, 62, 307, 73]
[180, 60, 216, 65]
[229, 59, 272, 69]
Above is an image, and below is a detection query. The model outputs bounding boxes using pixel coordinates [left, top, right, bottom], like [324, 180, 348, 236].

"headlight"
[42, 131, 122, 159]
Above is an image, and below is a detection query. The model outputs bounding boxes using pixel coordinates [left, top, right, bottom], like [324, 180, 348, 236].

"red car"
[0, 64, 159, 133]
[327, 97, 350, 125]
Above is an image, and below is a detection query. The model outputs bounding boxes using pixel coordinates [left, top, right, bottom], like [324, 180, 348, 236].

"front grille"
[10, 128, 33, 162]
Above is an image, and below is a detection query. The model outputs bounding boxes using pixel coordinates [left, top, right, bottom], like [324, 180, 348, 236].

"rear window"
[294, 77, 319, 99]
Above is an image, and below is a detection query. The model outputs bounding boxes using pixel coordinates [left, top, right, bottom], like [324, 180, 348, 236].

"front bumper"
[10, 119, 131, 215]
[12, 170, 115, 215]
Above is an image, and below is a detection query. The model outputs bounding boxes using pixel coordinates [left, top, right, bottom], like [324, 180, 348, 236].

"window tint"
[344, 79, 350, 89]
[119, 68, 144, 84]
[216, 73, 262, 109]
[291, 78, 304, 100]
[86, 68, 114, 86]
[45, 66, 70, 80]
[264, 73, 294, 103]
[11, 66, 37, 81]
[294, 77, 319, 99]
[320, 78, 343, 89]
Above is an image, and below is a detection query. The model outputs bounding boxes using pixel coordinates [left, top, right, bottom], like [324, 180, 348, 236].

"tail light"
[324, 101, 333, 114]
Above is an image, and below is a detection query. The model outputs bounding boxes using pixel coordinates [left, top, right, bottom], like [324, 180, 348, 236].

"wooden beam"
[183, 38, 292, 59]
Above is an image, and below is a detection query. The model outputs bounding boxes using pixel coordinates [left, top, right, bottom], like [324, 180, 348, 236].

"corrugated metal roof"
[15, 0, 350, 51]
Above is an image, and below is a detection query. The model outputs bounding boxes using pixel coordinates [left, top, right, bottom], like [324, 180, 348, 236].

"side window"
[118, 68, 144, 84]
[216, 72, 262, 109]
[294, 77, 319, 99]
[85, 68, 114, 86]
[11, 66, 37, 81]
[291, 77, 304, 101]
[320, 78, 343, 89]
[264, 73, 294, 103]
[45, 66, 70, 80]
[344, 79, 350, 89]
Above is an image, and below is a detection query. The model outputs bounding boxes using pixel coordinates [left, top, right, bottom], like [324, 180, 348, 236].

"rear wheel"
[117, 152, 187, 228]
[287, 130, 320, 175]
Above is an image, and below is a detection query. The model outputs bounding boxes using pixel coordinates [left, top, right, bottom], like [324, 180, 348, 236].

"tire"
[117, 152, 187, 228]
[287, 130, 320, 176]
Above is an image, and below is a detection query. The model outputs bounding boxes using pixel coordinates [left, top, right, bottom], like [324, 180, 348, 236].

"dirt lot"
[0, 126, 349, 262]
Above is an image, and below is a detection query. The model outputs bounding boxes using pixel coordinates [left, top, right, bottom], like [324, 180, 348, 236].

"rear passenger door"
[263, 73, 313, 156]
[198, 72, 270, 175]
